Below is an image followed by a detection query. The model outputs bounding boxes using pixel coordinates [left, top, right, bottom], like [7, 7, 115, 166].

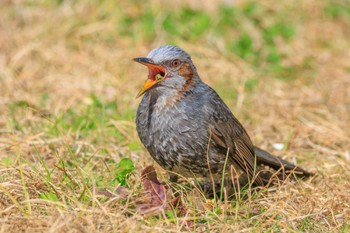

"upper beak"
[133, 57, 157, 67]
[133, 57, 166, 98]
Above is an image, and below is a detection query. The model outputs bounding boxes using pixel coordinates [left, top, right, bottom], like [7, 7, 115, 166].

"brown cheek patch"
[162, 62, 196, 106]
[178, 63, 196, 92]
[163, 63, 196, 108]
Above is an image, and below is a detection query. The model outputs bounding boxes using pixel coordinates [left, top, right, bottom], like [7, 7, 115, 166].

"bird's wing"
[208, 97, 264, 186]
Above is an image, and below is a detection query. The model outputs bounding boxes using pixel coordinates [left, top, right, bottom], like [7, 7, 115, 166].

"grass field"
[1, 0, 350, 232]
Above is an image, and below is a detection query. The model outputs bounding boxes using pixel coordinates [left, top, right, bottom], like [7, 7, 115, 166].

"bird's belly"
[137, 100, 238, 179]
[146, 129, 232, 178]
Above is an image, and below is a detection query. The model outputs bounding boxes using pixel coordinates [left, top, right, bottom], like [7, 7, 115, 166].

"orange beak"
[133, 57, 166, 98]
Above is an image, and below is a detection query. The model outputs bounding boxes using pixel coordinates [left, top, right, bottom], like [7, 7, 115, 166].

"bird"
[134, 45, 312, 187]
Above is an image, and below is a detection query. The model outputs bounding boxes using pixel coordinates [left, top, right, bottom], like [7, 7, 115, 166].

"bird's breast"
[136, 93, 208, 160]
[136, 89, 233, 178]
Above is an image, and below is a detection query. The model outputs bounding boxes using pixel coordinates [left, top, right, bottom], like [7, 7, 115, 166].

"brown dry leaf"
[141, 165, 166, 206]
[114, 186, 130, 198]
[137, 165, 169, 214]
[96, 189, 116, 198]
[138, 165, 189, 218]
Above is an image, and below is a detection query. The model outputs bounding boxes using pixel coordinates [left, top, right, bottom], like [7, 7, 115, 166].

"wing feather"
[207, 90, 264, 186]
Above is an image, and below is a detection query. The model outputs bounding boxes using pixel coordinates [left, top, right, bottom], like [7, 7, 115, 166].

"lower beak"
[136, 78, 160, 98]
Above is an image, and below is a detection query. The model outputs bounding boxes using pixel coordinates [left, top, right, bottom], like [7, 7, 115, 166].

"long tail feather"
[254, 146, 313, 177]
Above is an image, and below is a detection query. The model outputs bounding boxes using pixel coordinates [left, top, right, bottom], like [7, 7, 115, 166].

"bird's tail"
[254, 146, 313, 177]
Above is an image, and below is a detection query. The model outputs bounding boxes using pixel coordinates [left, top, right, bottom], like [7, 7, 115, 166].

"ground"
[0, 0, 350, 232]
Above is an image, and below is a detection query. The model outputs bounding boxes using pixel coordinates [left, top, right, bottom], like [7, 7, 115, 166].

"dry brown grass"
[1, 0, 350, 232]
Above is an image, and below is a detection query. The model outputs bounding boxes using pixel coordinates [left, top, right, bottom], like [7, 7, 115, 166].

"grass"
[1, 0, 350, 232]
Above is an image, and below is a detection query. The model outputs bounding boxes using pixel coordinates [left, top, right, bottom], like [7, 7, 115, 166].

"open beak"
[133, 57, 166, 98]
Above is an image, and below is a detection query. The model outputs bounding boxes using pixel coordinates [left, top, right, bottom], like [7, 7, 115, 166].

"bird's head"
[133, 45, 199, 98]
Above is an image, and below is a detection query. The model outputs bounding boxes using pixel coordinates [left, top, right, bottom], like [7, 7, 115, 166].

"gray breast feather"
[136, 81, 230, 176]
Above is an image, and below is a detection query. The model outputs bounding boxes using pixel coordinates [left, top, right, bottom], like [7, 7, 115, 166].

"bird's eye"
[171, 59, 181, 68]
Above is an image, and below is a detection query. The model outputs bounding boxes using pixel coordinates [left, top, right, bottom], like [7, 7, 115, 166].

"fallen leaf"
[136, 165, 190, 218]
[96, 189, 116, 198]
[141, 165, 166, 206]
[138, 165, 168, 214]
